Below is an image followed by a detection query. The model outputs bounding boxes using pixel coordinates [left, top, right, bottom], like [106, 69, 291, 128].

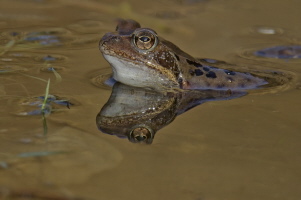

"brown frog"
[99, 19, 267, 90]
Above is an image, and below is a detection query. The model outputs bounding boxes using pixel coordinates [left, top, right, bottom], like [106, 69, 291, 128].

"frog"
[99, 19, 267, 90]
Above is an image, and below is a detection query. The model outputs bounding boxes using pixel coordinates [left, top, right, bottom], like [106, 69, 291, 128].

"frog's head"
[99, 19, 182, 89]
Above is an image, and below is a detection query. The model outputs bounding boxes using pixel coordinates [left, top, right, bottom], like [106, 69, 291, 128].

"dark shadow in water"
[96, 83, 246, 144]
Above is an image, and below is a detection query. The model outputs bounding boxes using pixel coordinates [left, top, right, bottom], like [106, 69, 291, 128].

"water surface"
[0, 0, 301, 199]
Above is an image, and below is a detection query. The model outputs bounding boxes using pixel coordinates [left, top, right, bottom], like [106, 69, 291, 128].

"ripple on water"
[90, 64, 295, 94]
[254, 45, 301, 59]
[240, 26, 301, 61]
[89, 68, 115, 89]
[249, 70, 296, 94]
[238, 45, 301, 64]
[0, 28, 76, 49]
[1, 51, 68, 73]
[67, 20, 104, 34]
[0, 24, 101, 50]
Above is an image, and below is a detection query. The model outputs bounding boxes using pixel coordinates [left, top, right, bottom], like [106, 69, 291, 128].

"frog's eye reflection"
[132, 29, 158, 52]
[128, 126, 154, 144]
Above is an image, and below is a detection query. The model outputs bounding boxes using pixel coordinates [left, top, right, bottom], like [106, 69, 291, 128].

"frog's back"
[174, 57, 267, 90]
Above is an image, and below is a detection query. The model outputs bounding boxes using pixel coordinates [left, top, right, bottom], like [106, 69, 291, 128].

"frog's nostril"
[111, 36, 120, 42]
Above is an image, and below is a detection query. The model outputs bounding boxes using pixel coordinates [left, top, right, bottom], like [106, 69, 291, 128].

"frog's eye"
[139, 36, 150, 43]
[132, 29, 158, 52]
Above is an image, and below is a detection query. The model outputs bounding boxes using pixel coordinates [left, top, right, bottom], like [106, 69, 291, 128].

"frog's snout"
[99, 32, 121, 53]
[100, 33, 119, 45]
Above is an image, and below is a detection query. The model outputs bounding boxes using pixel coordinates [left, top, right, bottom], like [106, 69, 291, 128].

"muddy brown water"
[0, 0, 301, 199]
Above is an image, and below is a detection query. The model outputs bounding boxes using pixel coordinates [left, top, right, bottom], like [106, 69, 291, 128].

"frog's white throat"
[103, 54, 170, 88]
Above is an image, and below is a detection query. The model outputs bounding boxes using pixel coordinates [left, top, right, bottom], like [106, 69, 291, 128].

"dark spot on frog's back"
[189, 69, 204, 76]
[203, 67, 210, 72]
[206, 71, 217, 78]
[186, 59, 203, 68]
[195, 69, 203, 76]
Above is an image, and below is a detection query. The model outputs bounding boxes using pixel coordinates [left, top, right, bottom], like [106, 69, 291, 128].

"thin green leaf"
[41, 78, 50, 111]
[5, 40, 16, 49]
[0, 40, 15, 55]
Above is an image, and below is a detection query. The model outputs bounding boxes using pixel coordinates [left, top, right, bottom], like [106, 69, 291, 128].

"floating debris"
[24, 33, 60, 46]
[43, 55, 57, 61]
[17, 95, 74, 116]
[254, 45, 301, 59]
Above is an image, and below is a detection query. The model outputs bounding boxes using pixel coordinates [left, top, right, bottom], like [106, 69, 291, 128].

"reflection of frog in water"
[96, 83, 245, 144]
[99, 19, 267, 90]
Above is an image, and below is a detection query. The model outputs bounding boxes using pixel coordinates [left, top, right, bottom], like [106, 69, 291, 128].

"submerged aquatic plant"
[16, 68, 69, 134]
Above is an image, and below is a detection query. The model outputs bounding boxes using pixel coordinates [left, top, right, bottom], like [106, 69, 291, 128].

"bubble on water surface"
[248, 26, 284, 35]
